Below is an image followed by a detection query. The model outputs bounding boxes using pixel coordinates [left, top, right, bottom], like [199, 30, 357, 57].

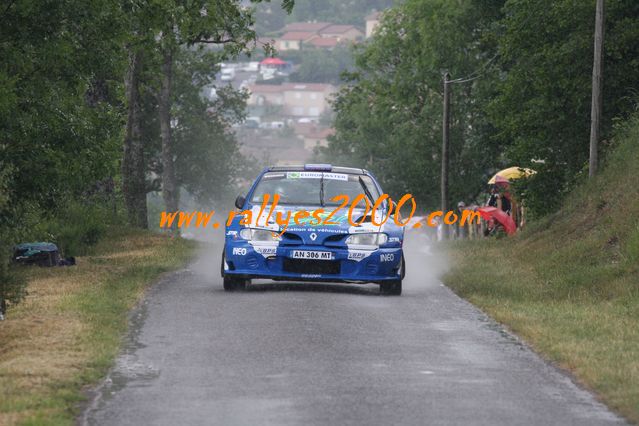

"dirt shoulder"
[0, 228, 196, 425]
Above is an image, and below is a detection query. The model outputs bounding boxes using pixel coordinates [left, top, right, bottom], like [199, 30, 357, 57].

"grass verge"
[443, 115, 639, 422]
[0, 228, 196, 425]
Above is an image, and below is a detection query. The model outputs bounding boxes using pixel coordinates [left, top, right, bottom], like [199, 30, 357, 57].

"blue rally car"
[222, 164, 405, 295]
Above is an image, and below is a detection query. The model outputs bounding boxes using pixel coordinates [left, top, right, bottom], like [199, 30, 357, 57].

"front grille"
[283, 258, 341, 275]
[280, 232, 303, 246]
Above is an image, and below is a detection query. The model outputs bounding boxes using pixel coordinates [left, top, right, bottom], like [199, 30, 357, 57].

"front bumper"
[223, 242, 403, 283]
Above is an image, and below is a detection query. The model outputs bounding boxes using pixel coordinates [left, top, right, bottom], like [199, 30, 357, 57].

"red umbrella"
[477, 206, 517, 235]
[260, 57, 286, 66]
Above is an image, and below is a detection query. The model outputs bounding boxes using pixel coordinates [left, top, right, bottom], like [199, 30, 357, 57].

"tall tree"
[0, 0, 128, 307]
[323, 0, 505, 208]
[159, 34, 178, 226]
[120, 0, 294, 231]
[123, 47, 148, 228]
[0, 0, 126, 208]
[490, 0, 639, 214]
[171, 52, 249, 205]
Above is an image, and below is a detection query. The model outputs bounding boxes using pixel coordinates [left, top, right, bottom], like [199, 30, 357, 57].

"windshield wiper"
[319, 172, 325, 207]
[358, 176, 375, 205]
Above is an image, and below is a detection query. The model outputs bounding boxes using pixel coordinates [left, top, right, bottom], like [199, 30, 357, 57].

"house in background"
[246, 83, 336, 118]
[365, 11, 381, 38]
[247, 84, 285, 107]
[273, 22, 365, 50]
[297, 126, 335, 150]
[318, 25, 363, 42]
[276, 32, 316, 51]
[307, 36, 340, 50]
[281, 83, 336, 117]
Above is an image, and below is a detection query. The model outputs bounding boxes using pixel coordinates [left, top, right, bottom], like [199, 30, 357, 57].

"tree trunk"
[122, 47, 148, 228]
[159, 46, 178, 234]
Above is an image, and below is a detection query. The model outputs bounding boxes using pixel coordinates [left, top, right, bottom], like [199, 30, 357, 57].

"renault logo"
[309, 232, 318, 241]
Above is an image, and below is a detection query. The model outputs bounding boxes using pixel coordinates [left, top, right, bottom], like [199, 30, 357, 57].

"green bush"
[0, 232, 27, 312]
[511, 162, 576, 219]
[31, 200, 115, 257]
[0, 167, 28, 313]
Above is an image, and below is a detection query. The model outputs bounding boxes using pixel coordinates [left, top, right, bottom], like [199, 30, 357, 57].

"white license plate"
[290, 250, 333, 260]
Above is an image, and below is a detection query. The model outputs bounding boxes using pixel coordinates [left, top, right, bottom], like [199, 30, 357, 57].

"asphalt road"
[82, 237, 625, 426]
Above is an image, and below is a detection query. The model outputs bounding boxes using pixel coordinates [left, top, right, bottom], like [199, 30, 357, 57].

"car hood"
[245, 204, 385, 245]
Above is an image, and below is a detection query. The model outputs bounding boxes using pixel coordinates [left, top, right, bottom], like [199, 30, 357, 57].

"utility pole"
[441, 72, 451, 239]
[589, 0, 605, 178]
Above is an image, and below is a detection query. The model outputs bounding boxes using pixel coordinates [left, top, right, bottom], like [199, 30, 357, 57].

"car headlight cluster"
[239, 228, 282, 242]
[345, 232, 388, 247]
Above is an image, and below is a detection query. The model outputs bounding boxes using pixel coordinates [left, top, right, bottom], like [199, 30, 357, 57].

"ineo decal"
[380, 253, 395, 262]
[232, 247, 247, 256]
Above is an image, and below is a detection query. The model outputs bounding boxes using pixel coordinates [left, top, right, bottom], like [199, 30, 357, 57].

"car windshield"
[250, 171, 381, 206]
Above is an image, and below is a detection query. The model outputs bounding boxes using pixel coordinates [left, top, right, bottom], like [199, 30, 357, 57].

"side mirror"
[235, 195, 246, 210]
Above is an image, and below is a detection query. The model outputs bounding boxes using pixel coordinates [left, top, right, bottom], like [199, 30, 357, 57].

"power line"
[446, 54, 498, 85]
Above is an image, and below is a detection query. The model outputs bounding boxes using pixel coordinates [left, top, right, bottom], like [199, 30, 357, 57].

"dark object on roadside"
[58, 257, 76, 266]
[12, 242, 75, 267]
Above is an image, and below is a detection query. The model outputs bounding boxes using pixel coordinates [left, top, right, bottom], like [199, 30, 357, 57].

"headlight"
[239, 228, 282, 242]
[345, 233, 388, 247]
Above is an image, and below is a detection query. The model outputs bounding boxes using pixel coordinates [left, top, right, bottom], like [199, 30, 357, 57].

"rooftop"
[248, 84, 285, 93]
[319, 24, 359, 35]
[283, 83, 335, 92]
[279, 31, 317, 41]
[282, 22, 332, 33]
[268, 165, 365, 174]
[305, 128, 336, 139]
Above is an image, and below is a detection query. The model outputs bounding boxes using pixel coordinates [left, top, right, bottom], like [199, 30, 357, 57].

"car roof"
[266, 165, 368, 174]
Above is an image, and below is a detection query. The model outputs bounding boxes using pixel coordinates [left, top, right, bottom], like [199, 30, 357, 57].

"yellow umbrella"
[488, 167, 536, 184]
